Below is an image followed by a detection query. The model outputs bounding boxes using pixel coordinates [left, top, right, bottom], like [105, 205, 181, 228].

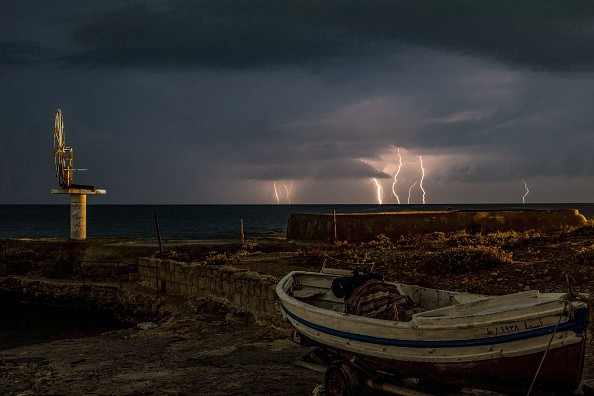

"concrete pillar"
[70, 194, 87, 240]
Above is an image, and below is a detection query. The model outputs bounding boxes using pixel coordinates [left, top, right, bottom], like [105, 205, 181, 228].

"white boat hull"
[277, 271, 589, 394]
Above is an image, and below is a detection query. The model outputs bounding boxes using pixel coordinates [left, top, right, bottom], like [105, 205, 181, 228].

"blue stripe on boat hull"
[282, 305, 588, 349]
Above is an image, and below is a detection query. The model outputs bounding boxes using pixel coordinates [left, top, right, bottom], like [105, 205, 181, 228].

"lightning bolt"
[273, 181, 280, 204]
[419, 156, 426, 204]
[372, 178, 384, 205]
[522, 180, 529, 204]
[282, 180, 294, 204]
[391, 148, 402, 204]
[361, 158, 385, 205]
[407, 181, 417, 204]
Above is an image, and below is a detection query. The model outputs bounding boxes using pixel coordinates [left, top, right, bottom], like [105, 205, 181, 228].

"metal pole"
[156, 266, 160, 291]
[0, 240, 6, 276]
[240, 219, 245, 244]
[333, 209, 337, 242]
[78, 261, 85, 287]
[117, 261, 121, 288]
[154, 214, 163, 255]
[364, 379, 432, 396]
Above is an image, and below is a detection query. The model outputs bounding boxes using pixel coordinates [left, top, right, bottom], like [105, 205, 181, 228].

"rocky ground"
[0, 293, 324, 395]
[2, 224, 594, 395]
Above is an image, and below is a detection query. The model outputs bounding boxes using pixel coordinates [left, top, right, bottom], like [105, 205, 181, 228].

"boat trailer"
[291, 329, 437, 396]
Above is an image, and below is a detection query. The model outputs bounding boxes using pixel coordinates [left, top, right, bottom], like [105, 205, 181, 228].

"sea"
[1, 203, 593, 239]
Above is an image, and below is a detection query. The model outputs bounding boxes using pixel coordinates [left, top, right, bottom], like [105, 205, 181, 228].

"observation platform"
[51, 186, 107, 240]
[50, 185, 106, 195]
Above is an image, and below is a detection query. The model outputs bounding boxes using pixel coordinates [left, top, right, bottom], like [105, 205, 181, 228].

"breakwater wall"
[287, 209, 587, 242]
[138, 258, 278, 318]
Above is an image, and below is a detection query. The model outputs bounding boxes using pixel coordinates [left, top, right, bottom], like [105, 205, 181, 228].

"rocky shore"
[2, 224, 594, 395]
[0, 291, 323, 395]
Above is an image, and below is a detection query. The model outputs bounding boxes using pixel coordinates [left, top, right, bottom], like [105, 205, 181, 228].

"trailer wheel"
[325, 361, 361, 396]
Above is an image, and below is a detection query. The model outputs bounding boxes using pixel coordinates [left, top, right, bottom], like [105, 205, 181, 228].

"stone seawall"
[0, 239, 286, 323]
[138, 258, 278, 319]
[287, 209, 587, 242]
[0, 256, 282, 325]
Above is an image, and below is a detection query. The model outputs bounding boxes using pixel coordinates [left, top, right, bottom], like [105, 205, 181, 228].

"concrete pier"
[287, 209, 588, 242]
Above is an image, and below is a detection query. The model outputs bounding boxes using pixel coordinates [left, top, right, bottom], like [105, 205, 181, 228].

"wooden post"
[156, 266, 160, 291]
[154, 214, 163, 255]
[0, 240, 6, 276]
[240, 219, 245, 244]
[333, 209, 337, 242]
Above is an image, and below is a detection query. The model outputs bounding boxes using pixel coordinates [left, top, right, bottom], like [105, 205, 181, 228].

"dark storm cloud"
[3, 1, 594, 204]
[0, 41, 55, 68]
[237, 158, 390, 180]
[66, 0, 594, 72]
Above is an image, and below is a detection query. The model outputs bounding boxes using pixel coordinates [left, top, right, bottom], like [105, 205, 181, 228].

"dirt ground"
[2, 225, 594, 395]
[0, 296, 324, 395]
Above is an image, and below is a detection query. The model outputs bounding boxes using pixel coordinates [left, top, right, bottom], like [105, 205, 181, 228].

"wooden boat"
[276, 270, 589, 395]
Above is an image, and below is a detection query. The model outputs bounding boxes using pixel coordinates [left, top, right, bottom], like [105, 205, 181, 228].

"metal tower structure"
[50, 109, 106, 239]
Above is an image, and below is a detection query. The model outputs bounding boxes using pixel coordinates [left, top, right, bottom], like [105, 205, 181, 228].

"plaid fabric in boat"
[346, 280, 418, 321]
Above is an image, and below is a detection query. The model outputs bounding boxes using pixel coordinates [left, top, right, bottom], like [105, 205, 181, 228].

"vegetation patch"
[576, 245, 594, 267]
[205, 251, 247, 266]
[573, 222, 594, 237]
[425, 246, 513, 275]
[365, 234, 393, 248]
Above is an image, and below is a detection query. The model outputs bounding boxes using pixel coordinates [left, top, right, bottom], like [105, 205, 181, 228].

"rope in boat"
[526, 276, 593, 396]
[567, 289, 594, 342]
[526, 298, 568, 396]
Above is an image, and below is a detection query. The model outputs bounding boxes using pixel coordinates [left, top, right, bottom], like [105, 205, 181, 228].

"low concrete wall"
[287, 209, 587, 242]
[0, 238, 154, 279]
[138, 257, 278, 318]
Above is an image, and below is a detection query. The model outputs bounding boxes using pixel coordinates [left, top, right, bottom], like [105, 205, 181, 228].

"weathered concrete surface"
[70, 193, 86, 240]
[287, 209, 588, 242]
[138, 258, 279, 320]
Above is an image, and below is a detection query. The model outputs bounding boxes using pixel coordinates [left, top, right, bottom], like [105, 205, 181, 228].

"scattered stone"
[311, 383, 326, 396]
[137, 322, 158, 330]
[582, 380, 594, 396]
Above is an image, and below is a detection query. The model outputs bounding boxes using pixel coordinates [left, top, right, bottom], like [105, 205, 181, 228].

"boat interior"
[286, 271, 486, 313]
[284, 270, 565, 320]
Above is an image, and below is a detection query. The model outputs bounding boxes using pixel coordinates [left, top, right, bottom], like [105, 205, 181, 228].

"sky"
[2, 1, 594, 204]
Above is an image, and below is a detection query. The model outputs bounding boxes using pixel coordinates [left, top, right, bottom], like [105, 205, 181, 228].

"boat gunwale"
[282, 303, 587, 349]
[276, 270, 588, 394]
[276, 271, 588, 343]
[276, 271, 579, 328]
